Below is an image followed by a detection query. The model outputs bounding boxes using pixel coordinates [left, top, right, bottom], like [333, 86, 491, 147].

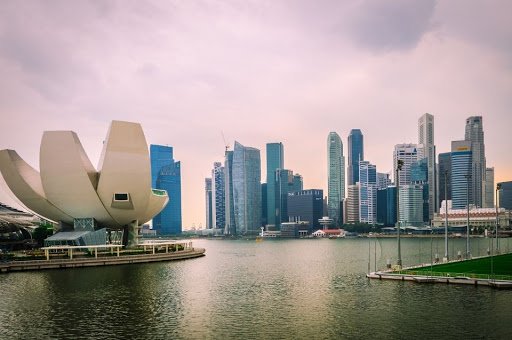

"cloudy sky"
[0, 0, 511, 228]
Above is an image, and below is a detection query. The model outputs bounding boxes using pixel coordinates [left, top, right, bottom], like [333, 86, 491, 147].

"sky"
[0, 0, 511, 229]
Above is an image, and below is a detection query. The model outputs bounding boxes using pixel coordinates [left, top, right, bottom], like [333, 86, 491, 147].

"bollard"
[386, 259, 391, 269]
[457, 251, 462, 260]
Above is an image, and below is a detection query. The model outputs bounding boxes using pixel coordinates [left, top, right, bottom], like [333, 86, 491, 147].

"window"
[114, 193, 129, 201]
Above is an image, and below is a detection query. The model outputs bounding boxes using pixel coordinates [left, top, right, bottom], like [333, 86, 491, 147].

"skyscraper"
[399, 184, 424, 226]
[451, 140, 472, 209]
[292, 174, 303, 193]
[150, 145, 182, 234]
[346, 184, 360, 223]
[377, 186, 397, 227]
[359, 161, 377, 224]
[327, 132, 345, 226]
[224, 150, 236, 235]
[347, 129, 364, 185]
[498, 182, 512, 210]
[418, 113, 436, 218]
[411, 158, 429, 223]
[393, 144, 418, 186]
[465, 116, 486, 207]
[288, 189, 323, 232]
[438, 152, 452, 209]
[484, 167, 494, 208]
[275, 168, 293, 227]
[377, 172, 392, 190]
[266, 142, 284, 227]
[212, 162, 225, 229]
[233, 141, 262, 235]
[205, 178, 213, 229]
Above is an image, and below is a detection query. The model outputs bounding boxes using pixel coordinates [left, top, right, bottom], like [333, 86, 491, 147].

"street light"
[464, 173, 472, 259]
[396, 159, 404, 267]
[444, 170, 449, 262]
[496, 183, 501, 254]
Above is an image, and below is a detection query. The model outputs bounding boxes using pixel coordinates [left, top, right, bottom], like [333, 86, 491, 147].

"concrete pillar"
[125, 220, 140, 248]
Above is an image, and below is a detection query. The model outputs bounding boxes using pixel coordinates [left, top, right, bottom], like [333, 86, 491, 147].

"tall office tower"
[498, 182, 512, 210]
[327, 132, 345, 226]
[377, 172, 392, 190]
[465, 116, 486, 207]
[288, 189, 324, 232]
[438, 152, 452, 209]
[266, 142, 284, 227]
[292, 174, 303, 193]
[205, 178, 213, 229]
[233, 141, 262, 235]
[418, 113, 436, 218]
[261, 183, 267, 227]
[399, 184, 424, 226]
[211, 162, 225, 229]
[393, 144, 418, 186]
[346, 184, 360, 223]
[359, 161, 377, 224]
[275, 169, 293, 228]
[224, 150, 236, 235]
[347, 129, 364, 185]
[150, 145, 182, 234]
[411, 158, 429, 223]
[377, 186, 397, 226]
[451, 140, 472, 209]
[484, 167, 494, 208]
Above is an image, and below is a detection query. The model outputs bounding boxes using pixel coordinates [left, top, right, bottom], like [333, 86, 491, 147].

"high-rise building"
[484, 167, 494, 208]
[205, 178, 213, 229]
[418, 113, 436, 218]
[261, 183, 267, 227]
[465, 116, 486, 207]
[411, 158, 429, 223]
[287, 189, 323, 232]
[233, 141, 262, 235]
[275, 169, 293, 227]
[212, 162, 225, 229]
[399, 184, 424, 226]
[150, 145, 182, 234]
[451, 140, 472, 209]
[292, 174, 303, 193]
[266, 143, 284, 227]
[438, 152, 452, 210]
[327, 132, 345, 226]
[224, 150, 236, 235]
[377, 186, 397, 226]
[393, 144, 418, 186]
[359, 161, 377, 224]
[377, 172, 392, 190]
[347, 129, 364, 185]
[498, 181, 512, 210]
[346, 184, 360, 223]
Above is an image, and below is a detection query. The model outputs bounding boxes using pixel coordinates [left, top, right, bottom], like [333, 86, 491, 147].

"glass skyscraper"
[212, 162, 225, 229]
[438, 152, 452, 209]
[418, 113, 436, 218]
[327, 132, 344, 226]
[224, 150, 236, 235]
[205, 178, 212, 229]
[465, 116, 486, 207]
[150, 145, 182, 235]
[377, 186, 397, 227]
[266, 142, 284, 227]
[451, 140, 472, 209]
[347, 129, 364, 186]
[358, 160, 377, 224]
[233, 141, 261, 235]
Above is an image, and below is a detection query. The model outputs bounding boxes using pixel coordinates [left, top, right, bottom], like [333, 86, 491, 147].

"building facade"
[377, 172, 392, 190]
[327, 132, 345, 226]
[150, 145, 182, 235]
[347, 129, 364, 186]
[377, 186, 397, 227]
[438, 152, 452, 210]
[393, 144, 418, 187]
[418, 113, 436, 218]
[205, 178, 212, 229]
[346, 184, 360, 223]
[451, 140, 472, 210]
[212, 162, 225, 229]
[359, 161, 377, 224]
[484, 167, 494, 208]
[465, 116, 486, 208]
[399, 184, 424, 227]
[266, 142, 284, 227]
[232, 141, 262, 235]
[275, 169, 293, 228]
[287, 189, 323, 232]
[224, 150, 236, 235]
[499, 181, 512, 210]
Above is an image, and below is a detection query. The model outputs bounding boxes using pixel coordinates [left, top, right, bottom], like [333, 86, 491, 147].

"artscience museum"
[0, 120, 168, 247]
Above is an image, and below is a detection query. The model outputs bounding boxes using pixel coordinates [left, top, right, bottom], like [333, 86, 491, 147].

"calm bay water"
[1, 237, 512, 339]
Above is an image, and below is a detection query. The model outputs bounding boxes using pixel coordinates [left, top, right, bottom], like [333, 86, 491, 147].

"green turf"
[400, 253, 512, 279]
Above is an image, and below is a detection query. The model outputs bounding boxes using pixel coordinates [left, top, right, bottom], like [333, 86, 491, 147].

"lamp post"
[496, 183, 501, 254]
[465, 173, 472, 259]
[396, 159, 403, 267]
[444, 170, 449, 262]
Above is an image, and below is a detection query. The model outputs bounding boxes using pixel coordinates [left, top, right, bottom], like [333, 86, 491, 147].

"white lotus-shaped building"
[0, 120, 168, 239]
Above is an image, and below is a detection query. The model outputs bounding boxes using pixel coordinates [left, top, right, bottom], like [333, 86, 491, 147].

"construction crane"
[221, 131, 230, 153]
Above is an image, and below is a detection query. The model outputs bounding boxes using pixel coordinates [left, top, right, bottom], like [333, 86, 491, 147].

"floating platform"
[0, 247, 205, 273]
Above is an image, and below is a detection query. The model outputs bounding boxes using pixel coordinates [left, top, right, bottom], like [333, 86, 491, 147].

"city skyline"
[0, 1, 511, 228]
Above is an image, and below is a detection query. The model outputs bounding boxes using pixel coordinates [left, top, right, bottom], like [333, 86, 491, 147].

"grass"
[400, 253, 512, 280]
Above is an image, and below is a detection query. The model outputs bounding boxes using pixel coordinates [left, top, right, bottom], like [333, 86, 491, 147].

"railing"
[395, 270, 512, 281]
[152, 189, 168, 196]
